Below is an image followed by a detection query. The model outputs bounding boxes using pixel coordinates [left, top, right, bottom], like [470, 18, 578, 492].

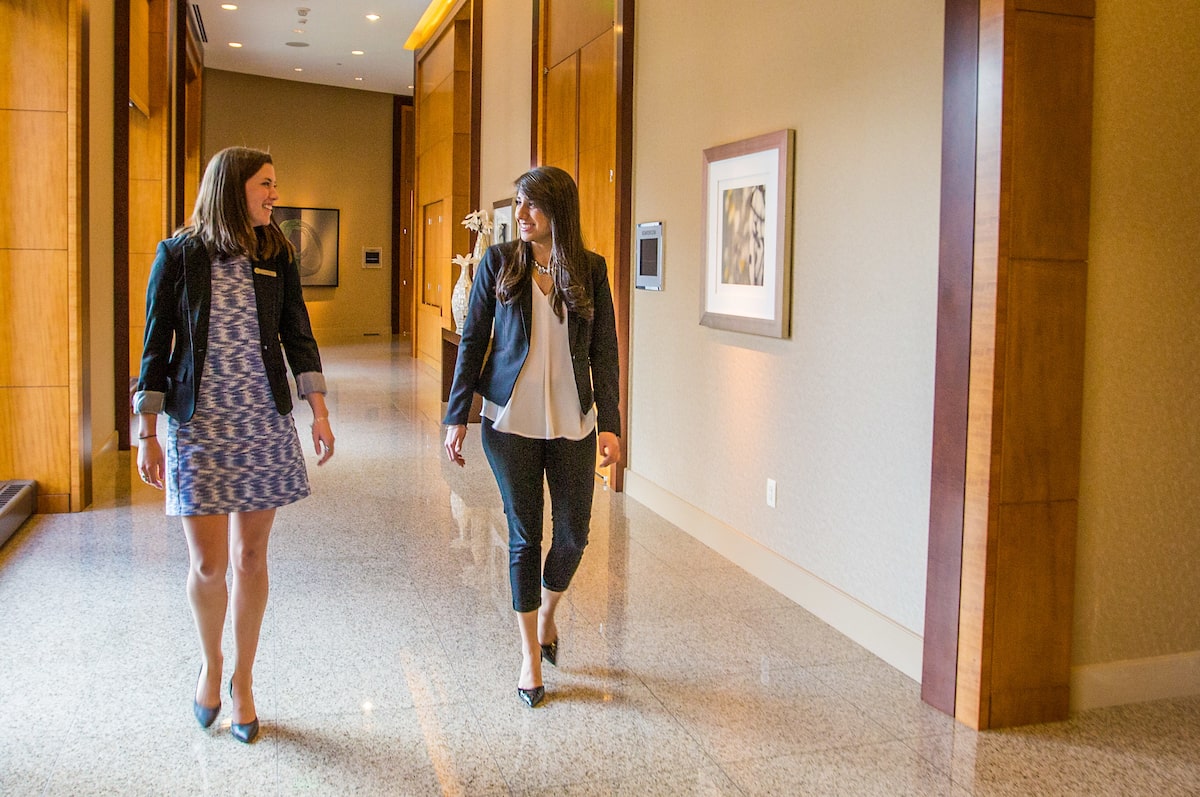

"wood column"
[948, 0, 1094, 729]
[0, 0, 87, 512]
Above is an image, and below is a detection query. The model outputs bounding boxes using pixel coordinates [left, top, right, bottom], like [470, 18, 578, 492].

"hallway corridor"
[1, 339, 1196, 795]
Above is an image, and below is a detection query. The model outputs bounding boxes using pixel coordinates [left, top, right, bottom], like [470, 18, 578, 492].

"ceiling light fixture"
[228, 42, 243, 48]
[366, 14, 380, 22]
[351, 50, 365, 56]
[220, 4, 238, 10]
[294, 68, 303, 72]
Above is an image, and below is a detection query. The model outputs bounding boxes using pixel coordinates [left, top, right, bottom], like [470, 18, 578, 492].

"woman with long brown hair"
[134, 146, 335, 742]
[443, 166, 621, 707]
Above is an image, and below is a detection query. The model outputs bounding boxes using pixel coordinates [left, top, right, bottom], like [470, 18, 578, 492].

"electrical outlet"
[766, 478, 777, 508]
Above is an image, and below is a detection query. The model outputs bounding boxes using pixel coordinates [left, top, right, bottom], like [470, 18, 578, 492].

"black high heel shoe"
[193, 667, 220, 729]
[228, 676, 260, 743]
[517, 685, 545, 708]
[539, 639, 558, 667]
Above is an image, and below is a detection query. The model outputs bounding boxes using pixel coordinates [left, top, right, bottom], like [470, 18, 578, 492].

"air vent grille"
[0, 480, 36, 548]
[191, 4, 208, 43]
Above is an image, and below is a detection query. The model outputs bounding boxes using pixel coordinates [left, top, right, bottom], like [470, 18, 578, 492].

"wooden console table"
[441, 328, 482, 423]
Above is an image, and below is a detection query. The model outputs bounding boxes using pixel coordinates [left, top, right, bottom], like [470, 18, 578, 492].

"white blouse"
[482, 282, 597, 440]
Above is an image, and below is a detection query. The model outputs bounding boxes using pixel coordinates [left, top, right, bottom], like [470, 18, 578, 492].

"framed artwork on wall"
[275, 206, 340, 287]
[492, 197, 514, 244]
[700, 129, 795, 338]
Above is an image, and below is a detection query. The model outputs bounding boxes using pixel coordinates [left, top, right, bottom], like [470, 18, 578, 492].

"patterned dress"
[164, 254, 311, 516]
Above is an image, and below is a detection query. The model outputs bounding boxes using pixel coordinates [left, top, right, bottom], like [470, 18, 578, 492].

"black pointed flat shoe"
[539, 640, 558, 667]
[193, 667, 220, 728]
[517, 685, 545, 708]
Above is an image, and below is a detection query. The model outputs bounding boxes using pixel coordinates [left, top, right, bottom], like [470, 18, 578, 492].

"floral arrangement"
[458, 209, 493, 270]
[451, 209, 493, 332]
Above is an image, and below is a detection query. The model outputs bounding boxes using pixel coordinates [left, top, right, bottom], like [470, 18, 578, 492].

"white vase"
[450, 262, 471, 334]
[472, 230, 491, 261]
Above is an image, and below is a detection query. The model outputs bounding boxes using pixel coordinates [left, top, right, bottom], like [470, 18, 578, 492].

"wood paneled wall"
[128, 0, 172, 382]
[947, 0, 1094, 729]
[0, 0, 85, 512]
[0, 0, 175, 512]
[414, 2, 479, 370]
[535, 0, 630, 490]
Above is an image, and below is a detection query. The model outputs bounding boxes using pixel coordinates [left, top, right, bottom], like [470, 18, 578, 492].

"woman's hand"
[597, 431, 622, 468]
[444, 424, 467, 467]
[311, 416, 335, 465]
[137, 437, 165, 490]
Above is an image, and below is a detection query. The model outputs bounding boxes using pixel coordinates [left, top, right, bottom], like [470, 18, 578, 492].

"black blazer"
[135, 233, 324, 423]
[443, 243, 621, 436]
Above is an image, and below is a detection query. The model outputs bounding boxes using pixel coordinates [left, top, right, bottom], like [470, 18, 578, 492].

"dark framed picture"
[274, 206, 340, 287]
[700, 129, 795, 338]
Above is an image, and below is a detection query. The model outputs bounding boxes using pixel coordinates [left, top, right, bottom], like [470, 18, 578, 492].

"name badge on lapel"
[253, 267, 277, 277]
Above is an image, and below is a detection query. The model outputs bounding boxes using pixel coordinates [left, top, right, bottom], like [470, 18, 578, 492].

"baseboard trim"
[624, 469, 924, 681]
[1071, 650, 1200, 712]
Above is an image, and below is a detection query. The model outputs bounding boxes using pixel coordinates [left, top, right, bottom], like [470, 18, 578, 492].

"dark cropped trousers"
[481, 417, 597, 613]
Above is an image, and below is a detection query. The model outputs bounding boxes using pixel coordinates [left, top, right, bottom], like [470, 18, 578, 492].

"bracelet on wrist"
[139, 434, 156, 440]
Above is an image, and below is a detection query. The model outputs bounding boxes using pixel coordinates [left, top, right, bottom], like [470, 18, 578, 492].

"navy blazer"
[443, 243, 621, 436]
[134, 233, 325, 423]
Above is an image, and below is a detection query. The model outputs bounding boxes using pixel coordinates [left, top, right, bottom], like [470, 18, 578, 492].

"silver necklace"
[535, 261, 551, 276]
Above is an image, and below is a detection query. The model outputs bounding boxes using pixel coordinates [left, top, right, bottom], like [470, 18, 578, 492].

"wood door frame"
[392, 96, 415, 338]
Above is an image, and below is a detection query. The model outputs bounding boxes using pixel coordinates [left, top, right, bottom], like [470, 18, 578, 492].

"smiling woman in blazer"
[444, 165, 621, 708]
[133, 146, 335, 743]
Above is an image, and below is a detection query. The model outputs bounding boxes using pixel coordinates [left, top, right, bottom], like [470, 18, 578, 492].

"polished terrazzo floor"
[1, 339, 1197, 795]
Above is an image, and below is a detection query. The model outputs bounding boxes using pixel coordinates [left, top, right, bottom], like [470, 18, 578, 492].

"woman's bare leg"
[538, 587, 564, 647]
[516, 610, 543, 691]
[228, 508, 276, 724]
[181, 514, 231, 709]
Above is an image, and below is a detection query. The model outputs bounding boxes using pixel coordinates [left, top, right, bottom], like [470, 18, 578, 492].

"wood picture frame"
[700, 129, 795, 337]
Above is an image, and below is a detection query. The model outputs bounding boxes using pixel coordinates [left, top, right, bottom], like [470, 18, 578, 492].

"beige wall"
[1074, 3, 1200, 665]
[201, 70, 395, 342]
[479, 0, 534, 218]
[627, 0, 945, 657]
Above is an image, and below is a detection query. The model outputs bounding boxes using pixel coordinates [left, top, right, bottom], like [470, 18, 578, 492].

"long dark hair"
[180, 146, 293, 261]
[495, 166, 593, 321]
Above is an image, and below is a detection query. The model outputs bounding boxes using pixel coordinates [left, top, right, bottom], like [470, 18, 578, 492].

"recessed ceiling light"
[366, 14, 380, 22]
[355, 77, 363, 81]
[293, 28, 304, 34]
[220, 4, 238, 9]
[294, 67, 303, 72]
[351, 50, 365, 56]
[228, 42, 243, 48]
[285, 41, 309, 47]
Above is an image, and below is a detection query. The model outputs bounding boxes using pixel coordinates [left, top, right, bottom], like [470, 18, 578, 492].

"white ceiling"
[190, 1, 429, 96]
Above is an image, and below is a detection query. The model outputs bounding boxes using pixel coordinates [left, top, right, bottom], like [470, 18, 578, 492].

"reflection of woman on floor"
[443, 166, 621, 708]
[134, 146, 336, 743]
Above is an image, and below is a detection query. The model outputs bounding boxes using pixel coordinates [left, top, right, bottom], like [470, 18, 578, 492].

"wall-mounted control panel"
[635, 222, 663, 291]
